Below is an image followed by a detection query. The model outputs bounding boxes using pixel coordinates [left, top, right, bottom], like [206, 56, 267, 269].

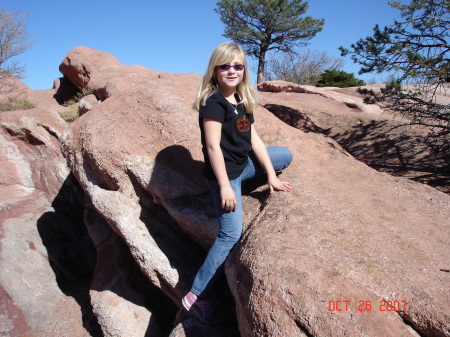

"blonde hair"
[193, 42, 258, 113]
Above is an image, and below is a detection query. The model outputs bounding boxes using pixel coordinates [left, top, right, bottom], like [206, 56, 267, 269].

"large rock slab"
[59, 47, 449, 336]
[0, 103, 97, 336]
[259, 81, 450, 194]
[59, 46, 157, 100]
[257, 81, 384, 114]
[227, 126, 449, 336]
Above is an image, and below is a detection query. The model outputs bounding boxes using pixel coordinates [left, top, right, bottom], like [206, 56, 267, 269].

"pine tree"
[216, 0, 324, 83]
[340, 0, 450, 139]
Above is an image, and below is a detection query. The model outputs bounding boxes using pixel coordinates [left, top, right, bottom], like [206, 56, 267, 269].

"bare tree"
[0, 9, 33, 95]
[267, 49, 344, 85]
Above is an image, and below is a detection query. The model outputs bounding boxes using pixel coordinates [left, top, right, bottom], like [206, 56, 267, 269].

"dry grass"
[58, 88, 94, 122]
[59, 104, 80, 122]
[0, 97, 36, 112]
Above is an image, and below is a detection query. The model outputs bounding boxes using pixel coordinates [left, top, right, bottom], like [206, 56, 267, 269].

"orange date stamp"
[327, 300, 408, 312]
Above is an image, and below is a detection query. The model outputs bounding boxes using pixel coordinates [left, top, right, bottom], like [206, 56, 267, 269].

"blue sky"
[5, 0, 401, 90]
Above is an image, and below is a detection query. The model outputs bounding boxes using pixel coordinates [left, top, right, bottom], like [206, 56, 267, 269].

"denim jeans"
[191, 146, 293, 298]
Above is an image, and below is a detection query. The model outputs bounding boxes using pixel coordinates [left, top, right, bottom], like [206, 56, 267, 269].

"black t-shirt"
[199, 92, 254, 180]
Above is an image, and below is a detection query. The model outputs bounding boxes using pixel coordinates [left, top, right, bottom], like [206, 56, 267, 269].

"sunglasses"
[217, 64, 245, 71]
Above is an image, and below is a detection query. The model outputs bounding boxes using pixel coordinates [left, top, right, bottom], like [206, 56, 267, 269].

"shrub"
[316, 70, 365, 88]
[0, 96, 36, 112]
[59, 104, 79, 122]
[59, 87, 94, 122]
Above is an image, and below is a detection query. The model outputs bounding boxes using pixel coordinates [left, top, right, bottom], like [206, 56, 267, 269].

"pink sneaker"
[182, 292, 222, 324]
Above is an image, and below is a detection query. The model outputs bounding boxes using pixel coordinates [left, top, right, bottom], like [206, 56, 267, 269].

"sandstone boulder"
[0, 76, 31, 103]
[0, 100, 98, 336]
[258, 81, 450, 194]
[59, 46, 157, 100]
[257, 81, 384, 114]
[58, 47, 449, 337]
[78, 94, 99, 116]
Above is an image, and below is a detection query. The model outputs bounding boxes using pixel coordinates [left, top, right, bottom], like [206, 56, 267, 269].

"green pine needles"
[216, 0, 324, 83]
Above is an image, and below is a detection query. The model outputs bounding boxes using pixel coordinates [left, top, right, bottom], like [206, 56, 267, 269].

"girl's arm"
[251, 125, 292, 194]
[203, 117, 237, 212]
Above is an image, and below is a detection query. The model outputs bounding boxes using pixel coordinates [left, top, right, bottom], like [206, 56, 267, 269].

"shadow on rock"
[53, 76, 81, 105]
[147, 145, 241, 336]
[37, 173, 102, 336]
[264, 103, 325, 133]
[84, 202, 179, 337]
[324, 120, 450, 194]
[266, 102, 450, 194]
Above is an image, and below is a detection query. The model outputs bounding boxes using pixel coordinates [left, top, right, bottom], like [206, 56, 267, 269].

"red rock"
[0, 76, 31, 102]
[59, 46, 157, 100]
[59, 49, 449, 336]
[258, 80, 450, 194]
[2, 48, 449, 337]
[78, 94, 99, 116]
[0, 96, 94, 335]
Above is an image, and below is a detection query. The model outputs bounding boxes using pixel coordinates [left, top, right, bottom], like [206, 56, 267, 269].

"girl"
[182, 42, 293, 324]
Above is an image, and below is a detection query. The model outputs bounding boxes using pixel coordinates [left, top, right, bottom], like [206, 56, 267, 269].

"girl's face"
[214, 53, 245, 95]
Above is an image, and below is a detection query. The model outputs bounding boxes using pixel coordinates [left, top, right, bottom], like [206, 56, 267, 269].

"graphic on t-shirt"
[236, 115, 251, 132]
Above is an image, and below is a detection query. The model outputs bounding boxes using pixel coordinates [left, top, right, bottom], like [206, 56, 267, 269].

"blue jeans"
[191, 146, 292, 298]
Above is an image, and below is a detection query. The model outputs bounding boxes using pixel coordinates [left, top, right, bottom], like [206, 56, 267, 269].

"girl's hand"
[268, 176, 292, 194]
[220, 184, 237, 212]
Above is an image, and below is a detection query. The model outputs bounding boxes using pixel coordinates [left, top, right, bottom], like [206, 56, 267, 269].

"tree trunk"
[257, 50, 267, 84]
